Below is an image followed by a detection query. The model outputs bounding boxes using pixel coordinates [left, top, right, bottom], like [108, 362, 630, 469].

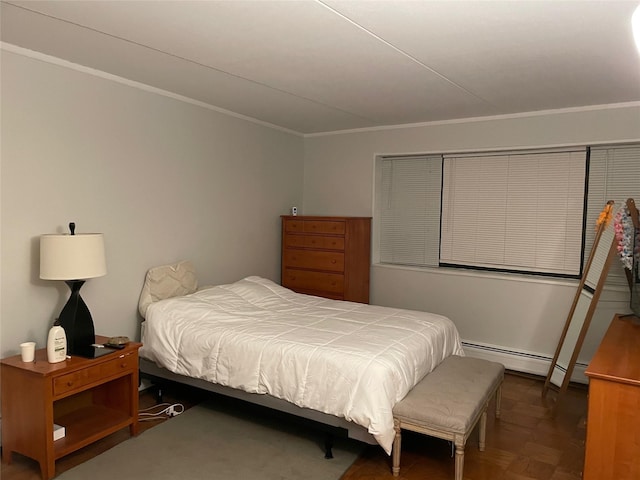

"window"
[586, 144, 640, 287]
[378, 147, 590, 277]
[378, 144, 640, 280]
[441, 149, 586, 276]
[379, 156, 442, 267]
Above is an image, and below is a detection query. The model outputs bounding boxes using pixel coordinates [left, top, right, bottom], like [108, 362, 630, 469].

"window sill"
[372, 262, 580, 288]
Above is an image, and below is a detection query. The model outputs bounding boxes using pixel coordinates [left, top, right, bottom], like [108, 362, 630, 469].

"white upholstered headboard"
[138, 260, 198, 318]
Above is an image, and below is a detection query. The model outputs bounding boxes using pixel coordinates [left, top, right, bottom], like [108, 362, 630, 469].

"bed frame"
[139, 357, 377, 447]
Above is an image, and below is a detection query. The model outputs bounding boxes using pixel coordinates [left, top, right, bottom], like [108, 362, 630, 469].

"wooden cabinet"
[1, 337, 141, 480]
[583, 314, 640, 480]
[281, 215, 371, 303]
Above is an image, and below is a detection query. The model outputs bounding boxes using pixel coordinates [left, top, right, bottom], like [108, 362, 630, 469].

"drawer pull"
[67, 381, 73, 387]
[331, 260, 336, 264]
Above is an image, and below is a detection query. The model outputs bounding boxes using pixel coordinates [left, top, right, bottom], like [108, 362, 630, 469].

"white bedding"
[140, 276, 464, 454]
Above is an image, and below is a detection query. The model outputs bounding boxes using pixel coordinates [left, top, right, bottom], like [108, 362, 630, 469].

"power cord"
[138, 402, 185, 421]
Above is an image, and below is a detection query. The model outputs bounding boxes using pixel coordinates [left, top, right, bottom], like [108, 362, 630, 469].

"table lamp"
[40, 222, 106, 356]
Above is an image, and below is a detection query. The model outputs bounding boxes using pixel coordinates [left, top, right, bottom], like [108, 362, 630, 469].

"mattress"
[140, 276, 464, 454]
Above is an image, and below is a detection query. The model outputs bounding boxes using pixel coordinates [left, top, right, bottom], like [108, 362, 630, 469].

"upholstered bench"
[392, 355, 504, 480]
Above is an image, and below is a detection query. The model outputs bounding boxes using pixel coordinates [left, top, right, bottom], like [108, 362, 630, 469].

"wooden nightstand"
[1, 336, 141, 480]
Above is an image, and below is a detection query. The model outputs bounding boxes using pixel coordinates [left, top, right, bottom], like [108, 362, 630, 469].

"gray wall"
[0, 51, 304, 357]
[302, 105, 640, 374]
[2, 45, 640, 378]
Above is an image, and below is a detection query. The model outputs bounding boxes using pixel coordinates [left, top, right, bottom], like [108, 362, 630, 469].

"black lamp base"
[58, 280, 96, 357]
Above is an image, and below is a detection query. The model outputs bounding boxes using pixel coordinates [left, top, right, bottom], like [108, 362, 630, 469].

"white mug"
[20, 341, 36, 362]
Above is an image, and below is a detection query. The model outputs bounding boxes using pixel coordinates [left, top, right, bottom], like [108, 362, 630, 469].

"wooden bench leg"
[454, 436, 465, 480]
[392, 419, 401, 477]
[495, 384, 502, 418]
[479, 408, 487, 451]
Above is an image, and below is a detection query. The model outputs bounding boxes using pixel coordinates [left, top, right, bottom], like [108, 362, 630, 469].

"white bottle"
[47, 324, 67, 363]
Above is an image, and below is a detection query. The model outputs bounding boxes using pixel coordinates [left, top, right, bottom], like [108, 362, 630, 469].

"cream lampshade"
[40, 223, 106, 357]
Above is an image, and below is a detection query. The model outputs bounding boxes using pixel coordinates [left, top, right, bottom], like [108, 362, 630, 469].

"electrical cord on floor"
[138, 402, 185, 421]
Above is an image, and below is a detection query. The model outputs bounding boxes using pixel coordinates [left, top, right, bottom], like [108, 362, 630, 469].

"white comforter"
[140, 276, 464, 454]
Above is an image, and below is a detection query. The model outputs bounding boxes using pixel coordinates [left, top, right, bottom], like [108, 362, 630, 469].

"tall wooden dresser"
[583, 314, 640, 480]
[281, 215, 371, 303]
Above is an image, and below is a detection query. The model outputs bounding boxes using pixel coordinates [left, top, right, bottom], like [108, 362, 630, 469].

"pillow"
[138, 260, 198, 318]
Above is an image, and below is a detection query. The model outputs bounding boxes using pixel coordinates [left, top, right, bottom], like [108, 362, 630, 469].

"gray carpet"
[57, 400, 364, 480]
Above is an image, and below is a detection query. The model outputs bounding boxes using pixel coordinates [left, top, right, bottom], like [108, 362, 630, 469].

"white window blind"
[379, 156, 442, 266]
[586, 145, 640, 287]
[440, 149, 587, 275]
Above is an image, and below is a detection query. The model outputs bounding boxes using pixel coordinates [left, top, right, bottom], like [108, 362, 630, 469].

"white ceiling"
[2, 0, 640, 135]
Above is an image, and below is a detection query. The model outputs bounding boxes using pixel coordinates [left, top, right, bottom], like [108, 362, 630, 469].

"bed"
[138, 261, 464, 455]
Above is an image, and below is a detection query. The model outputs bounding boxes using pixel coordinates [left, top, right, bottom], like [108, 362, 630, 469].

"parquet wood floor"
[1, 372, 586, 480]
[341, 372, 587, 480]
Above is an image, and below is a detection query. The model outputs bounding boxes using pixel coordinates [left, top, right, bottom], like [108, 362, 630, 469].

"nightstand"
[1, 336, 141, 480]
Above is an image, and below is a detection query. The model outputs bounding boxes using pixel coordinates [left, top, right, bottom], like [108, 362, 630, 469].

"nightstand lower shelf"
[54, 405, 133, 458]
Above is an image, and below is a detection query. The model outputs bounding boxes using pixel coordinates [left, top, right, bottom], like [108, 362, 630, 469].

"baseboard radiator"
[461, 341, 589, 385]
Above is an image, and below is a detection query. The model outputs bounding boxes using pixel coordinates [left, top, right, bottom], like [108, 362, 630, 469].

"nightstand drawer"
[53, 353, 136, 397]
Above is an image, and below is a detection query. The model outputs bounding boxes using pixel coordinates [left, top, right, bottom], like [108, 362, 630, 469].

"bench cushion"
[393, 355, 504, 434]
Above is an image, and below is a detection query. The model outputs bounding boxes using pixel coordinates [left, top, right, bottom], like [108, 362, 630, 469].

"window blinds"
[587, 145, 640, 287]
[379, 156, 442, 266]
[440, 149, 587, 275]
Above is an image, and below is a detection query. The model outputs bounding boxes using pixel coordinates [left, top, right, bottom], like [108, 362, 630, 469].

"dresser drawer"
[303, 221, 345, 235]
[285, 234, 344, 250]
[284, 219, 304, 233]
[283, 250, 344, 272]
[283, 269, 344, 293]
[284, 220, 346, 235]
[53, 352, 137, 397]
